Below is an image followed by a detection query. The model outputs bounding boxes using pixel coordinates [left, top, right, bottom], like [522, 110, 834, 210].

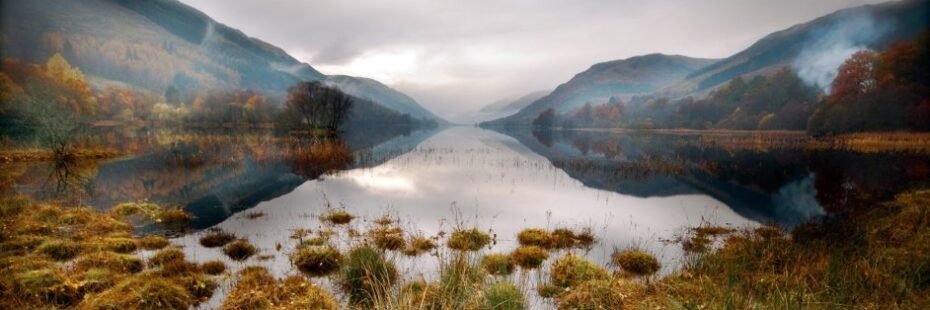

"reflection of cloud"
[347, 170, 415, 192]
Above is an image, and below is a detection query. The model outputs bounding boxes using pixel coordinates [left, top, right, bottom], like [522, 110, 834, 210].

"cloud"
[181, 0, 886, 122]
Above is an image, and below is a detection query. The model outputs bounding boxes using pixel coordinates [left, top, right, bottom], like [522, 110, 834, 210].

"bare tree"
[286, 81, 353, 132]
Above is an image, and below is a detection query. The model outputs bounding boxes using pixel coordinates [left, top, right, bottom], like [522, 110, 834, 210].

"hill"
[487, 54, 716, 125]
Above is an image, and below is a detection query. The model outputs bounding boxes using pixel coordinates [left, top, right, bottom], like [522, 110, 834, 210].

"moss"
[75, 251, 143, 274]
[517, 228, 550, 247]
[223, 239, 257, 261]
[82, 273, 195, 310]
[322, 210, 354, 224]
[482, 253, 516, 276]
[402, 236, 437, 256]
[612, 249, 661, 276]
[36, 240, 81, 261]
[339, 245, 398, 305]
[201, 260, 227, 275]
[511, 246, 549, 269]
[550, 254, 609, 288]
[482, 280, 526, 310]
[138, 235, 170, 250]
[103, 237, 138, 253]
[148, 247, 185, 267]
[199, 230, 236, 248]
[447, 228, 491, 251]
[548, 228, 577, 249]
[291, 245, 342, 277]
[556, 279, 639, 310]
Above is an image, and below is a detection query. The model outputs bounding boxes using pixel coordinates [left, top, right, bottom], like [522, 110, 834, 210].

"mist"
[792, 8, 890, 93]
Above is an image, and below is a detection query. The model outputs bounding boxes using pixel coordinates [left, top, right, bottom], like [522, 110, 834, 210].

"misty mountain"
[0, 0, 440, 122]
[481, 90, 550, 113]
[664, 0, 929, 95]
[488, 54, 716, 125]
[324, 75, 444, 122]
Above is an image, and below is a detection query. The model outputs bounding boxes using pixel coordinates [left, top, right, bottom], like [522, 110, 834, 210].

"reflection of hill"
[494, 128, 812, 226]
[84, 127, 438, 229]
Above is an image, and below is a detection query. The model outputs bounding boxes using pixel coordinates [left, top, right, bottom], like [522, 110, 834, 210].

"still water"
[6, 125, 929, 307]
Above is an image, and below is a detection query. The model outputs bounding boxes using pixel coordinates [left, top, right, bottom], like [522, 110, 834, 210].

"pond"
[4, 125, 929, 308]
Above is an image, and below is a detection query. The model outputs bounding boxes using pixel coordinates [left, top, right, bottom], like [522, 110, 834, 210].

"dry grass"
[220, 266, 338, 310]
[222, 239, 257, 261]
[447, 228, 491, 251]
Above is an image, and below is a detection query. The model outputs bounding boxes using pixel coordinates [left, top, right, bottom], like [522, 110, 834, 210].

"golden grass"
[220, 266, 339, 310]
[447, 228, 491, 251]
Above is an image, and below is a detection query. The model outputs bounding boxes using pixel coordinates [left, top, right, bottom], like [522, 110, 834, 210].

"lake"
[4, 125, 928, 308]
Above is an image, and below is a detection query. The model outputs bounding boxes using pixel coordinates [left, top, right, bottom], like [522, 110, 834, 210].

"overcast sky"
[181, 0, 886, 122]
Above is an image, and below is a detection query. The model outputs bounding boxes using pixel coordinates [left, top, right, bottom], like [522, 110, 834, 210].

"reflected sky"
[174, 126, 759, 307]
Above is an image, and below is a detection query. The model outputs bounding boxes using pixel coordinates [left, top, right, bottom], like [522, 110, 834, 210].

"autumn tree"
[285, 81, 353, 132]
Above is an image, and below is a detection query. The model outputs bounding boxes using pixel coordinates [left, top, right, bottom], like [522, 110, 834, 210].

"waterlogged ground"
[171, 127, 760, 307]
[8, 125, 929, 308]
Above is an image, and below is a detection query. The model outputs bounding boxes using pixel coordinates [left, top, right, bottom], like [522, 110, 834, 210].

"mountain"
[487, 54, 716, 125]
[0, 0, 440, 122]
[481, 90, 550, 113]
[324, 75, 444, 122]
[664, 0, 929, 95]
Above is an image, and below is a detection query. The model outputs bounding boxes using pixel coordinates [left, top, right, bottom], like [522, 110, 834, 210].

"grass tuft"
[290, 245, 342, 277]
[223, 239, 257, 261]
[511, 246, 549, 269]
[482, 253, 516, 276]
[612, 249, 661, 276]
[447, 228, 491, 251]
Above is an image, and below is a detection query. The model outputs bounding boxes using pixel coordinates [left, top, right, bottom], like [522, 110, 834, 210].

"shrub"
[339, 246, 398, 305]
[482, 281, 526, 310]
[323, 210, 354, 224]
[223, 240, 257, 261]
[36, 240, 81, 261]
[511, 246, 549, 269]
[482, 253, 515, 276]
[201, 260, 227, 275]
[138, 236, 170, 250]
[517, 228, 550, 247]
[447, 228, 491, 251]
[550, 254, 609, 288]
[612, 249, 661, 276]
[291, 246, 342, 277]
[199, 230, 236, 248]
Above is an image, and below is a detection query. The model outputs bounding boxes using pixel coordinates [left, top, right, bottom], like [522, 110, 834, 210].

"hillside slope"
[0, 0, 440, 122]
[488, 54, 716, 125]
[481, 90, 551, 113]
[665, 0, 929, 95]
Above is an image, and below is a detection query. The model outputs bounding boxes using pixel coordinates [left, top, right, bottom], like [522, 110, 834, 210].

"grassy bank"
[0, 148, 125, 163]
[2, 189, 928, 309]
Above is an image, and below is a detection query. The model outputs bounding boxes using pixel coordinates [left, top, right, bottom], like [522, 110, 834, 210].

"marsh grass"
[222, 239, 257, 261]
[220, 266, 339, 309]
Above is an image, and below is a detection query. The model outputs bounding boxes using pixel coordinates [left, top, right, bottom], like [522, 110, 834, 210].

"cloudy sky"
[181, 0, 885, 122]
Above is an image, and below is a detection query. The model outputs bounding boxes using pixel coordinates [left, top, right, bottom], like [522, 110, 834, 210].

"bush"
[511, 246, 548, 269]
[482, 281, 526, 310]
[291, 246, 342, 277]
[482, 253, 515, 276]
[612, 249, 661, 276]
[201, 260, 227, 275]
[550, 254, 609, 288]
[447, 228, 491, 251]
[223, 240, 257, 261]
[199, 230, 236, 248]
[339, 246, 398, 305]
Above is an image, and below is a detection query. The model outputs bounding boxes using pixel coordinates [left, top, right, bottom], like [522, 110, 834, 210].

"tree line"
[537, 31, 929, 135]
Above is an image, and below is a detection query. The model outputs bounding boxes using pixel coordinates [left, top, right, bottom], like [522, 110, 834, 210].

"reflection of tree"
[45, 158, 99, 198]
[287, 136, 354, 180]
